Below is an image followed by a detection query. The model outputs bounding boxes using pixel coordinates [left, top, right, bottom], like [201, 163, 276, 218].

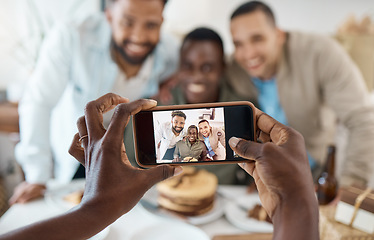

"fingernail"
[229, 137, 240, 148]
[238, 162, 246, 168]
[173, 166, 183, 176]
[147, 99, 157, 105]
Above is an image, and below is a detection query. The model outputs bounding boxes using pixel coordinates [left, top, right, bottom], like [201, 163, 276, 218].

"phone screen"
[133, 103, 255, 166]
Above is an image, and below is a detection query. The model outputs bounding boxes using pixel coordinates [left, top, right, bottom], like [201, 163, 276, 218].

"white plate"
[128, 222, 210, 240]
[141, 186, 224, 225]
[224, 194, 273, 233]
[45, 179, 86, 211]
[44, 179, 109, 239]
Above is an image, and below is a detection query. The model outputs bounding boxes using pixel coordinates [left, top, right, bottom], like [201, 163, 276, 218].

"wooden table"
[0, 102, 19, 133]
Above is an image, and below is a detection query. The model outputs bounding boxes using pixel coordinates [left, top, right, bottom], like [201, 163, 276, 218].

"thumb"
[145, 165, 183, 186]
[229, 137, 263, 161]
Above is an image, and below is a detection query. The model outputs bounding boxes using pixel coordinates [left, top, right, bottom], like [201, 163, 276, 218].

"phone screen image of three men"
[153, 108, 226, 163]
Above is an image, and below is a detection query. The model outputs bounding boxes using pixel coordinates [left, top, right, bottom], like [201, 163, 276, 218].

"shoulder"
[212, 127, 224, 136]
[77, 13, 111, 48]
[46, 13, 109, 49]
[161, 121, 171, 128]
[154, 31, 180, 61]
[176, 140, 184, 146]
[287, 31, 344, 57]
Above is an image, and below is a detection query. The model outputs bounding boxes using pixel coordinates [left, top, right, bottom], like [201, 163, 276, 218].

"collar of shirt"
[185, 139, 199, 148]
[251, 77, 288, 125]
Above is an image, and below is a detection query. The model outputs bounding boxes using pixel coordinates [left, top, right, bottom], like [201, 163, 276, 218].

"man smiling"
[12, 0, 178, 204]
[155, 111, 187, 162]
[173, 125, 207, 162]
[226, 1, 374, 187]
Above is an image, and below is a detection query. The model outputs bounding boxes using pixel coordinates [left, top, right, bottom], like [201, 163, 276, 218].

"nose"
[189, 69, 204, 82]
[240, 44, 257, 60]
[129, 25, 147, 43]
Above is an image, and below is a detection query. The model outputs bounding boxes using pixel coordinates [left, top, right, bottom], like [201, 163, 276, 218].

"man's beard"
[173, 126, 183, 133]
[111, 38, 156, 65]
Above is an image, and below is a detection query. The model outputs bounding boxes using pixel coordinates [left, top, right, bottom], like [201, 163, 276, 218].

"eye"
[181, 62, 192, 71]
[233, 41, 242, 48]
[120, 18, 133, 28]
[146, 22, 159, 30]
[252, 35, 264, 43]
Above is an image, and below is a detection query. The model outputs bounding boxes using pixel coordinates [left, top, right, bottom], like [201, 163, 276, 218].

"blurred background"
[0, 0, 373, 208]
[1, 0, 373, 95]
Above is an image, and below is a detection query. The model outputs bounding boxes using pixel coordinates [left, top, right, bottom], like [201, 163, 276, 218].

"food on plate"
[156, 167, 218, 216]
[182, 157, 198, 162]
[63, 190, 84, 205]
[248, 204, 272, 223]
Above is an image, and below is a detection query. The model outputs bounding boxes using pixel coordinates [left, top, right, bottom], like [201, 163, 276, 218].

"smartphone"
[133, 101, 256, 167]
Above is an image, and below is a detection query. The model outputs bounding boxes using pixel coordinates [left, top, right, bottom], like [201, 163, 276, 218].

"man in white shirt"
[11, 0, 179, 204]
[155, 111, 187, 162]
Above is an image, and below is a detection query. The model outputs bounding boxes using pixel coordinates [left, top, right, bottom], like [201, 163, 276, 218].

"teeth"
[187, 83, 205, 93]
[127, 43, 147, 54]
[247, 58, 261, 68]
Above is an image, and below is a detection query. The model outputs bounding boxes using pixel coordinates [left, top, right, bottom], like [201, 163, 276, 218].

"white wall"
[163, 0, 374, 54]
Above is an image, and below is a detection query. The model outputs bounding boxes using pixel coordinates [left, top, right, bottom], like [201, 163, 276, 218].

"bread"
[63, 190, 84, 205]
[156, 167, 218, 216]
[248, 204, 272, 223]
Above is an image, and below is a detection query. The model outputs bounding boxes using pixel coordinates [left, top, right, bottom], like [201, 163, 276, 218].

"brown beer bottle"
[316, 145, 338, 205]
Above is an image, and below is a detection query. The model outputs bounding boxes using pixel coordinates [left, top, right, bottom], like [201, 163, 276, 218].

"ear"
[105, 8, 113, 25]
[276, 28, 286, 46]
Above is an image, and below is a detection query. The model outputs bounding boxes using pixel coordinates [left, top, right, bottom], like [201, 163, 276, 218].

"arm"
[173, 144, 180, 162]
[1, 94, 181, 239]
[10, 22, 75, 204]
[218, 128, 225, 148]
[229, 109, 319, 240]
[200, 142, 207, 161]
[317, 36, 374, 187]
[154, 123, 164, 158]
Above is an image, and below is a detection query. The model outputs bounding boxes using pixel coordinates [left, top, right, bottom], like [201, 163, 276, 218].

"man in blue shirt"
[226, 1, 374, 187]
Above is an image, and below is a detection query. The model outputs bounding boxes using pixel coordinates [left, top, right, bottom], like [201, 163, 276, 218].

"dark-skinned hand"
[229, 108, 319, 240]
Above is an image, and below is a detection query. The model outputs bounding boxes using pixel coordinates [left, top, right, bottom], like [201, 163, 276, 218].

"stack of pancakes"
[156, 167, 218, 216]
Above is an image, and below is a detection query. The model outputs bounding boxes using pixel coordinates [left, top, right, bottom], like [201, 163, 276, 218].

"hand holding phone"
[133, 101, 256, 167]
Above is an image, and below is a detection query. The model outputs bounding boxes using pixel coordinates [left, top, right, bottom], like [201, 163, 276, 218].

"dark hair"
[198, 119, 210, 125]
[187, 125, 198, 132]
[171, 110, 186, 120]
[182, 27, 224, 56]
[106, 0, 168, 8]
[230, 1, 276, 26]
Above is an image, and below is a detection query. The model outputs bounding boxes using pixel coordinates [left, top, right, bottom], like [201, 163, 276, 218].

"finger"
[85, 93, 129, 140]
[106, 99, 157, 145]
[238, 161, 256, 176]
[76, 116, 89, 149]
[254, 110, 290, 146]
[145, 165, 183, 188]
[9, 192, 21, 205]
[258, 131, 271, 143]
[229, 137, 264, 161]
[17, 190, 43, 204]
[68, 133, 85, 166]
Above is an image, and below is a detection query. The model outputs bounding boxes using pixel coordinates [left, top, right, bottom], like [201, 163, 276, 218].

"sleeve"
[218, 128, 226, 148]
[173, 143, 180, 159]
[200, 142, 208, 161]
[15, 22, 75, 184]
[157, 32, 180, 83]
[154, 123, 163, 148]
[317, 36, 374, 187]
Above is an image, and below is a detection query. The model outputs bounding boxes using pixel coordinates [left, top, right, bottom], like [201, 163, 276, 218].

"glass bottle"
[316, 145, 338, 205]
